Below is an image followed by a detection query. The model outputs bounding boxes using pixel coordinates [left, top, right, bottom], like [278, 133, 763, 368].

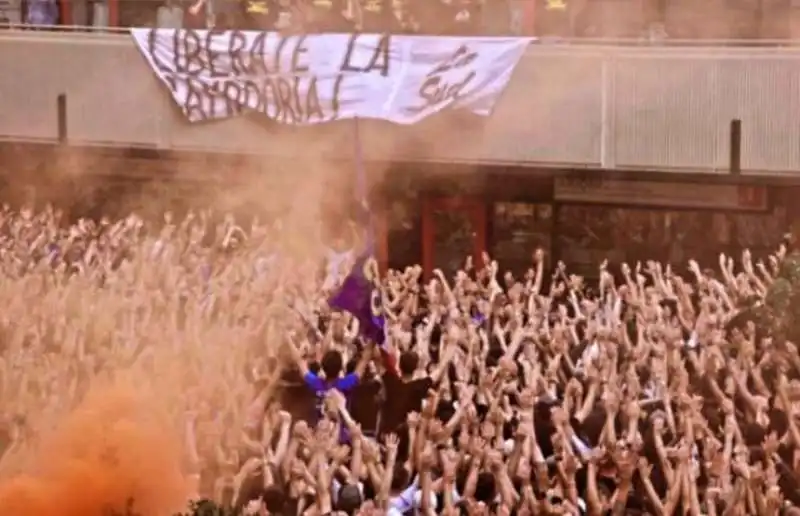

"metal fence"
[6, 23, 800, 43]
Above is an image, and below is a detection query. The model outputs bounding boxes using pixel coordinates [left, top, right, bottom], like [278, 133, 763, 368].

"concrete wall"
[2, 31, 800, 175]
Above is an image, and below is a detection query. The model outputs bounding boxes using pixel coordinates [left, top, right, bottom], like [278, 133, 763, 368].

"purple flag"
[327, 118, 386, 346]
[328, 252, 385, 346]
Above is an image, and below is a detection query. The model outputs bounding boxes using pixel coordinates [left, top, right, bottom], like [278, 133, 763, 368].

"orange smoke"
[0, 379, 191, 516]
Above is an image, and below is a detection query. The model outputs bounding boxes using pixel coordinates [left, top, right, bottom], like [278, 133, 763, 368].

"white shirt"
[389, 476, 420, 513]
[323, 248, 354, 290]
[388, 476, 439, 515]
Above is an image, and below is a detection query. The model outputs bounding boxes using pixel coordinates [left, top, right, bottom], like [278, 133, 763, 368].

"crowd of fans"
[0, 202, 798, 516]
[2, 0, 799, 39]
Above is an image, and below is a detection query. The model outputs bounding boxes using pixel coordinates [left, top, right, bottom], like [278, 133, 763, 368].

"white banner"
[131, 29, 532, 125]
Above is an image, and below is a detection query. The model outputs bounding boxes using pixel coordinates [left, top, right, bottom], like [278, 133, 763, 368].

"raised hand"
[441, 448, 459, 481]
[485, 449, 503, 471]
[420, 447, 437, 471]
[361, 439, 379, 463]
[384, 433, 399, 453]
[330, 444, 351, 463]
[560, 452, 580, 478]
[742, 249, 754, 274]
[587, 445, 606, 465]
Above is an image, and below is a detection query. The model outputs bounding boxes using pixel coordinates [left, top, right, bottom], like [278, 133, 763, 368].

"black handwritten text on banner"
[130, 29, 533, 125]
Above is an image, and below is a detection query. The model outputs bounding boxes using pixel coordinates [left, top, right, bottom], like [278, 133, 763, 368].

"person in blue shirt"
[303, 348, 368, 395]
[289, 339, 373, 427]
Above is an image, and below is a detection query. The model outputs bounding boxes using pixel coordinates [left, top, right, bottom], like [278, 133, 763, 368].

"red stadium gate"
[421, 196, 486, 279]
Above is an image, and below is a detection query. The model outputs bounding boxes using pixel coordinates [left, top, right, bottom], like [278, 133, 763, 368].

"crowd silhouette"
[0, 204, 794, 515]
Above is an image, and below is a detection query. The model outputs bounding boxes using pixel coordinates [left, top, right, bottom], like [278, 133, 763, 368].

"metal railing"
[0, 22, 130, 33]
[3, 22, 800, 46]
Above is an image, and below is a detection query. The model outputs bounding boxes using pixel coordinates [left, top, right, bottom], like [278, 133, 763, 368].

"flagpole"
[352, 117, 374, 253]
[353, 117, 388, 345]
[326, 119, 392, 354]
[353, 117, 366, 205]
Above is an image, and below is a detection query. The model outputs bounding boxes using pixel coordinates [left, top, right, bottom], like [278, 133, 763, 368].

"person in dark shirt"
[447, 0, 482, 35]
[535, 0, 573, 37]
[241, 0, 279, 29]
[380, 346, 455, 436]
[411, 0, 474, 35]
[307, 0, 353, 32]
[357, 0, 393, 32]
[407, 0, 441, 34]
[348, 373, 382, 436]
[391, 0, 419, 33]
[185, 0, 212, 28]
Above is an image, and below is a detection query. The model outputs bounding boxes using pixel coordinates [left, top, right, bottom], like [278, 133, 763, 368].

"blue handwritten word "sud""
[409, 45, 479, 114]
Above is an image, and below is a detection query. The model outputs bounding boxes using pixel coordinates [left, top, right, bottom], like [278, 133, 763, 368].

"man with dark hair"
[261, 485, 287, 513]
[335, 483, 363, 514]
[240, 0, 280, 29]
[312, 349, 366, 392]
[356, 0, 393, 32]
[398, 350, 420, 377]
[289, 343, 372, 428]
[307, 0, 353, 32]
[380, 343, 456, 436]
